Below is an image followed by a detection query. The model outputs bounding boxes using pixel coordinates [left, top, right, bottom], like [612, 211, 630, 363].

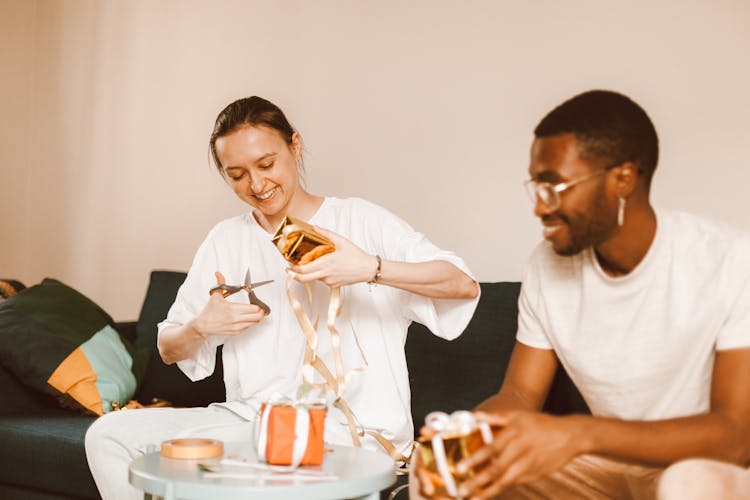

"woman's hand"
[455, 411, 585, 499]
[193, 271, 267, 337]
[290, 227, 378, 288]
[158, 271, 266, 365]
[288, 226, 477, 299]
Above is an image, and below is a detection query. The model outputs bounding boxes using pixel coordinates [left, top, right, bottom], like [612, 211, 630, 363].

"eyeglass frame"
[524, 164, 621, 211]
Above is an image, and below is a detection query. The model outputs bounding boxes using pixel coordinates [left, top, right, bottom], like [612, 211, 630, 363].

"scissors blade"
[247, 279, 273, 290]
[244, 268, 272, 315]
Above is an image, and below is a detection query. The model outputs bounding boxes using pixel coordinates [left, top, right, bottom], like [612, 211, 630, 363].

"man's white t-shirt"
[158, 197, 479, 455]
[517, 210, 750, 421]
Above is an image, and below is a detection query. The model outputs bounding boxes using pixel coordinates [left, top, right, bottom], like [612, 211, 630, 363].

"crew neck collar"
[588, 209, 663, 284]
[246, 196, 330, 234]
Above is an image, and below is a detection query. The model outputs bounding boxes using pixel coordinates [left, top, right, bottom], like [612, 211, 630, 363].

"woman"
[85, 96, 479, 499]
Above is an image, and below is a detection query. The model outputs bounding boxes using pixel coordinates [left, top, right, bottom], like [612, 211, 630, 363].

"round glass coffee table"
[129, 443, 396, 500]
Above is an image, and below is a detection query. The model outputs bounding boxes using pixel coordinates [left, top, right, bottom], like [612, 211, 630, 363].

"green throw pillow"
[0, 278, 147, 415]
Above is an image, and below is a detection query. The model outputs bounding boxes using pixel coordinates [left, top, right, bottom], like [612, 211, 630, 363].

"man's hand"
[290, 227, 377, 288]
[456, 411, 585, 499]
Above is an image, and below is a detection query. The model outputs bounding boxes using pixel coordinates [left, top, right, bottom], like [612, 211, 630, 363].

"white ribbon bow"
[424, 411, 493, 498]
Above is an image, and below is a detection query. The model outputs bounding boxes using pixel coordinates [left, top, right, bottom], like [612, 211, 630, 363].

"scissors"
[209, 269, 272, 315]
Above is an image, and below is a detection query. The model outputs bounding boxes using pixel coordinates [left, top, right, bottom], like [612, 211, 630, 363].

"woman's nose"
[249, 172, 264, 193]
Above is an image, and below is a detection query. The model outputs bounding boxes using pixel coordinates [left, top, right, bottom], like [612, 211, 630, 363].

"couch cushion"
[0, 364, 59, 415]
[0, 483, 87, 500]
[0, 411, 98, 499]
[406, 281, 588, 433]
[407, 282, 522, 429]
[134, 271, 226, 407]
[0, 279, 148, 415]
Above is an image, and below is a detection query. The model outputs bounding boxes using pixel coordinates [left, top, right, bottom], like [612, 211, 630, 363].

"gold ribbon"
[285, 270, 362, 446]
[284, 271, 413, 465]
[274, 219, 412, 467]
[327, 286, 345, 397]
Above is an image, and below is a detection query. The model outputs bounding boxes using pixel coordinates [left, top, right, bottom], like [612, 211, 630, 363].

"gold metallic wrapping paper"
[272, 216, 335, 265]
[419, 428, 488, 497]
[418, 411, 494, 498]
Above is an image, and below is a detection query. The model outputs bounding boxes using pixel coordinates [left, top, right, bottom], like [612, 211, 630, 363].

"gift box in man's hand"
[418, 411, 493, 498]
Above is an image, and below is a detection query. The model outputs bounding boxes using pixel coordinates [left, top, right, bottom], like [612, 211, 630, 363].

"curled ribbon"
[286, 274, 411, 466]
[284, 270, 365, 446]
[274, 220, 410, 466]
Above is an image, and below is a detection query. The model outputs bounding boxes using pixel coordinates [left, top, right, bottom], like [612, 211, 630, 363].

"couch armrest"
[132, 270, 226, 407]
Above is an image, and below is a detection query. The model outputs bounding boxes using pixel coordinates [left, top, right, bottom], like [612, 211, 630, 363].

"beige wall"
[2, 0, 749, 319]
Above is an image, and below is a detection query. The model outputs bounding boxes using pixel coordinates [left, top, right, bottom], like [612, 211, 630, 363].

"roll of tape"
[160, 438, 224, 459]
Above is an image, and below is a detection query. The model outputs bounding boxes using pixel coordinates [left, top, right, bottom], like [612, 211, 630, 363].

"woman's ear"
[291, 132, 302, 161]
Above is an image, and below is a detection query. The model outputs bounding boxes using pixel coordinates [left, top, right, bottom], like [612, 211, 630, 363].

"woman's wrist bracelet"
[368, 255, 382, 284]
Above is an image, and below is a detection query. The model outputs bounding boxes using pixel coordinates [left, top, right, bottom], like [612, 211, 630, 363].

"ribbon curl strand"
[283, 269, 410, 465]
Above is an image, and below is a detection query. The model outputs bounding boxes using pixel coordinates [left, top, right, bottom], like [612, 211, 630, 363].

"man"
[415, 90, 750, 499]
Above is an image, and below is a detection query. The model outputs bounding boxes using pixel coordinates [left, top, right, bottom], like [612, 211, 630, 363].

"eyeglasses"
[524, 166, 617, 211]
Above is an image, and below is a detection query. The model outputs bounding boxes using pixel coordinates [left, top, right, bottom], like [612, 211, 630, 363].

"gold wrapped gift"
[418, 411, 493, 498]
[272, 216, 335, 265]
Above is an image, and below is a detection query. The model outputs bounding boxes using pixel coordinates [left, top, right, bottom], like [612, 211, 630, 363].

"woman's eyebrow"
[224, 153, 278, 171]
[255, 153, 277, 163]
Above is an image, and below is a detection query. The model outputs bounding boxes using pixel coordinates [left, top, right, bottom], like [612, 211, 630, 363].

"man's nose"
[534, 196, 555, 218]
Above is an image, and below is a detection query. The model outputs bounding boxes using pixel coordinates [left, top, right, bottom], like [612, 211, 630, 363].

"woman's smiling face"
[215, 125, 302, 228]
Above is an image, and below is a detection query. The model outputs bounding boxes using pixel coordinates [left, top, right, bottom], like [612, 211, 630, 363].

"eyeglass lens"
[526, 182, 558, 209]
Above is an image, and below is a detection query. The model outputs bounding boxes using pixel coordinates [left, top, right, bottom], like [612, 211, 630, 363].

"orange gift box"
[256, 402, 327, 466]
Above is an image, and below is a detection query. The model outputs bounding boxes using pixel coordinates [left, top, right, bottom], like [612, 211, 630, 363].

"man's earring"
[618, 197, 626, 227]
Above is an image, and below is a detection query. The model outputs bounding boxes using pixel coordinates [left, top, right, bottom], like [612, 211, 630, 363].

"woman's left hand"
[290, 226, 378, 288]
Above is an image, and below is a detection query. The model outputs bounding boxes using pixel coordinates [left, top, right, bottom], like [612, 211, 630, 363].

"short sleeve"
[157, 229, 227, 381]
[516, 247, 553, 350]
[716, 237, 750, 351]
[367, 203, 478, 341]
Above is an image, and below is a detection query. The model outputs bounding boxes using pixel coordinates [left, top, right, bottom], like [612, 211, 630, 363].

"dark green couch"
[0, 271, 587, 499]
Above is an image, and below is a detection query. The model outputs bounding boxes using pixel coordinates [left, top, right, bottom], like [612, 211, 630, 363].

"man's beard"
[554, 190, 617, 256]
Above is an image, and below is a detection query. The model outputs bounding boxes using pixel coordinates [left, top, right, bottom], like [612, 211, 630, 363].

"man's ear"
[615, 162, 638, 197]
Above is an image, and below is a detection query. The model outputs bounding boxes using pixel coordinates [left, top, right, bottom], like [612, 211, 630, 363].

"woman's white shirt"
[157, 197, 479, 454]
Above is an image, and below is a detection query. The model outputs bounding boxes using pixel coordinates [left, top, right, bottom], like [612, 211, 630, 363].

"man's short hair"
[534, 90, 659, 187]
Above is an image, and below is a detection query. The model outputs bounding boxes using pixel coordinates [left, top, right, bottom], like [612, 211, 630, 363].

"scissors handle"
[248, 291, 271, 316]
[210, 272, 272, 316]
[209, 284, 244, 298]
